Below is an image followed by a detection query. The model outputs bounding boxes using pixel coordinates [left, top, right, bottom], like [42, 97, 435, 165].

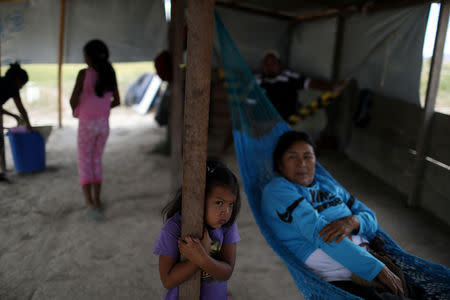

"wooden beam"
[0, 111, 5, 175]
[364, 0, 439, 14]
[0, 35, 5, 175]
[57, 0, 66, 128]
[170, 0, 185, 190]
[331, 15, 344, 81]
[180, 0, 215, 298]
[215, 0, 301, 20]
[215, 0, 358, 22]
[408, 0, 450, 207]
[215, 0, 436, 23]
[0, 0, 26, 3]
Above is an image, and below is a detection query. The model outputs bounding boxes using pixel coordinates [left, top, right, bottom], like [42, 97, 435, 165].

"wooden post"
[57, 0, 66, 128]
[331, 15, 344, 82]
[170, 0, 185, 190]
[0, 110, 5, 175]
[0, 34, 6, 175]
[408, 1, 450, 207]
[179, 0, 215, 299]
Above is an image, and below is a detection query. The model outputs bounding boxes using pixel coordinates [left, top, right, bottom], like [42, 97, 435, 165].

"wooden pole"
[331, 15, 344, 82]
[0, 34, 6, 175]
[57, 0, 66, 128]
[170, 0, 185, 190]
[0, 106, 5, 175]
[179, 0, 215, 298]
[216, 0, 434, 23]
[408, 0, 450, 207]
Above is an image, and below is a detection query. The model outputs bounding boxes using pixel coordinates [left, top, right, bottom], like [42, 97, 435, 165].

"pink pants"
[77, 118, 109, 185]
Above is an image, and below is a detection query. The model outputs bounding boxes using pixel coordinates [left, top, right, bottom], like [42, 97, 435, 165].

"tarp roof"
[0, 0, 432, 104]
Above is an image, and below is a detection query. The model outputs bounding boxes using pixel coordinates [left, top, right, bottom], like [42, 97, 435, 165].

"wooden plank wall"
[428, 112, 450, 165]
[343, 94, 450, 226]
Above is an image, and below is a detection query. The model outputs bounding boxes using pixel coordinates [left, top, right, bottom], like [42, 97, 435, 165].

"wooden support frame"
[180, 0, 215, 298]
[408, 0, 450, 207]
[331, 15, 344, 82]
[215, 0, 437, 23]
[0, 107, 5, 175]
[57, 0, 66, 128]
[0, 34, 5, 175]
[170, 0, 185, 190]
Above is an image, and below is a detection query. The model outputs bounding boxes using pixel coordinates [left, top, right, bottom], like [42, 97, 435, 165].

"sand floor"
[1, 107, 449, 300]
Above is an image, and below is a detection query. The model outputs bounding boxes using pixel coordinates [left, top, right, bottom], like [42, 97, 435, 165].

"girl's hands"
[318, 216, 360, 243]
[178, 228, 211, 266]
[377, 266, 404, 296]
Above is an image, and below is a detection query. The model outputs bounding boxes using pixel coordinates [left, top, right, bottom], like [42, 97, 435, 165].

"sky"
[423, 3, 450, 58]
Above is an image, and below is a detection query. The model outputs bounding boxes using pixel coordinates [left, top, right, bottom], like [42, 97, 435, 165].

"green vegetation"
[1, 62, 155, 126]
[420, 58, 450, 114]
[1, 61, 154, 104]
[2, 59, 449, 125]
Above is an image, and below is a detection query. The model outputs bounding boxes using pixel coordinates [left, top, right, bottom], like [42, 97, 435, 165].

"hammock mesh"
[214, 10, 450, 300]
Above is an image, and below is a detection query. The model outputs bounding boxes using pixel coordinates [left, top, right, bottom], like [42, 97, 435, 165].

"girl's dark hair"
[273, 131, 316, 173]
[162, 159, 241, 227]
[83, 39, 117, 97]
[5, 62, 28, 85]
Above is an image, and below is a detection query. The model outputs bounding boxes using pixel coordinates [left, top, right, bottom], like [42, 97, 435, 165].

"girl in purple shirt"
[154, 160, 241, 300]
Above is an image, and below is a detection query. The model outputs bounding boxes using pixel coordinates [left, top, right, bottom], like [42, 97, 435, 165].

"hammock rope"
[214, 10, 450, 300]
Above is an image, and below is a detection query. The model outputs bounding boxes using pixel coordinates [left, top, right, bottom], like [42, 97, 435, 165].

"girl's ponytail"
[83, 39, 117, 97]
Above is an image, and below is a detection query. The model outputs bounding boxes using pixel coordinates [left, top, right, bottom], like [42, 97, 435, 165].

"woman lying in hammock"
[261, 131, 425, 300]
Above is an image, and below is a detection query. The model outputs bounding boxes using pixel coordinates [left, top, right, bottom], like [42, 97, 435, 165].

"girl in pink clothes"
[69, 39, 120, 211]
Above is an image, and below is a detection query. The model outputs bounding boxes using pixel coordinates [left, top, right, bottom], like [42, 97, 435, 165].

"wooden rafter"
[215, 0, 439, 22]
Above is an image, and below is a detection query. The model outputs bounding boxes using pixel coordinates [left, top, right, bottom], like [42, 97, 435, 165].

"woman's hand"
[178, 236, 208, 266]
[377, 266, 404, 296]
[318, 216, 360, 243]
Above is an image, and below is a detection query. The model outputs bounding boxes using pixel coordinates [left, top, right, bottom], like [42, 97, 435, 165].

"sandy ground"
[1, 107, 449, 300]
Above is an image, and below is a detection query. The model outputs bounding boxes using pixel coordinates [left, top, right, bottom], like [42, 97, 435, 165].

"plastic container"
[7, 130, 46, 173]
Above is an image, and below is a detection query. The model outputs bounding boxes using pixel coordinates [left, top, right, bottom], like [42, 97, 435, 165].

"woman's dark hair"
[273, 131, 316, 173]
[162, 159, 241, 227]
[83, 39, 117, 97]
[5, 62, 28, 85]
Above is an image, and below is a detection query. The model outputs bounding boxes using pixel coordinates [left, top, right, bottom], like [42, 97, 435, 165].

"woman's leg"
[92, 119, 109, 208]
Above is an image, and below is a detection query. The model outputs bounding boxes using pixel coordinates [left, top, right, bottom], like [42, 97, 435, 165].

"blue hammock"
[214, 11, 450, 300]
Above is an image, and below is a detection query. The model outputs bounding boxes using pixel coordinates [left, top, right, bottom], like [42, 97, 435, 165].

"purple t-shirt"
[153, 212, 240, 300]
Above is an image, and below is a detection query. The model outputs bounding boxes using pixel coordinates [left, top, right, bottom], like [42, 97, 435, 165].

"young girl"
[69, 39, 120, 214]
[154, 159, 241, 300]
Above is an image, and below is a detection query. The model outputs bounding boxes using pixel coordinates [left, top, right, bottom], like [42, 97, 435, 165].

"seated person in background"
[262, 131, 424, 300]
[255, 50, 344, 121]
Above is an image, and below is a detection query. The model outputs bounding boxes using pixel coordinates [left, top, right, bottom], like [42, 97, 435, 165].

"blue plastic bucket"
[7, 130, 46, 173]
